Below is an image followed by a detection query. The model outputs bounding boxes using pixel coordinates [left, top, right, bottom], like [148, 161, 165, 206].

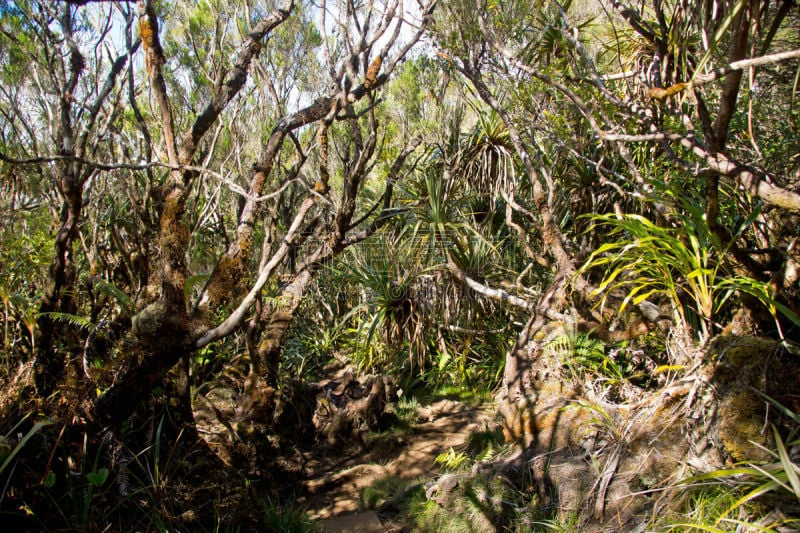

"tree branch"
[600, 131, 800, 211]
[177, 0, 295, 165]
[195, 196, 317, 348]
[446, 261, 534, 311]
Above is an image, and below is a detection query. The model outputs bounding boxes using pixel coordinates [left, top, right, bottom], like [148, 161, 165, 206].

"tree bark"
[35, 164, 83, 393]
[259, 269, 315, 386]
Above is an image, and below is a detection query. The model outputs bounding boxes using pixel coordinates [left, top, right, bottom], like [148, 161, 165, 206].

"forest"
[0, 0, 799, 530]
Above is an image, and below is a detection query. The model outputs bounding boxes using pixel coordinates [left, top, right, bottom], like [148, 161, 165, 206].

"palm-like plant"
[578, 210, 722, 340]
[338, 234, 429, 370]
[461, 110, 516, 201]
[577, 194, 800, 342]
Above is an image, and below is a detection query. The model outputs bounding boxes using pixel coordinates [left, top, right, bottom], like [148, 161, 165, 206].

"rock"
[425, 472, 460, 505]
[318, 511, 385, 533]
[708, 336, 800, 463]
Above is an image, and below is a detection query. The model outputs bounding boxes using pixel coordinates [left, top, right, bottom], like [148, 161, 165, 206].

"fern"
[40, 312, 96, 332]
[183, 273, 210, 302]
[474, 444, 495, 462]
[435, 447, 469, 471]
[93, 279, 135, 316]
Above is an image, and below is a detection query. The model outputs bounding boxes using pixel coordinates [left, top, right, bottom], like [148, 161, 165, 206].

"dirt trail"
[300, 398, 494, 531]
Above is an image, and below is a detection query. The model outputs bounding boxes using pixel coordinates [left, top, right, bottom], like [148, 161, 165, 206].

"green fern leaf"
[40, 312, 96, 332]
[93, 280, 135, 316]
[184, 273, 211, 301]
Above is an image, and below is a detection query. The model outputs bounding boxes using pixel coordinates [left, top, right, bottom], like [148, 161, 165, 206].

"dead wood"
[312, 371, 399, 446]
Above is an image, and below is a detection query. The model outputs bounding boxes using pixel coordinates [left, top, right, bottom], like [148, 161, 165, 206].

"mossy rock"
[708, 336, 800, 463]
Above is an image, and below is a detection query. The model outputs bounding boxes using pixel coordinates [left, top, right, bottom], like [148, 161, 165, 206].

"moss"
[206, 255, 237, 307]
[205, 237, 254, 307]
[160, 193, 180, 230]
[132, 301, 167, 338]
[138, 18, 154, 49]
[718, 390, 770, 462]
[499, 382, 586, 449]
[531, 407, 590, 450]
[252, 171, 268, 197]
[531, 321, 566, 341]
[318, 123, 330, 184]
[364, 56, 382, 89]
[708, 336, 800, 463]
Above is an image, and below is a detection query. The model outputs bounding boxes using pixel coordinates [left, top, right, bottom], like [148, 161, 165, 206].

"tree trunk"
[34, 165, 83, 394]
[93, 326, 192, 426]
[259, 269, 314, 386]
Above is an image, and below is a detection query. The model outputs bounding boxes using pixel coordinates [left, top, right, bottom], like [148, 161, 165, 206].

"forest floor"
[300, 395, 495, 532]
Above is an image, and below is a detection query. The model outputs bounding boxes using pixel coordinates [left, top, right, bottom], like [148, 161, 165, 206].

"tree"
[0, 0, 435, 429]
[431, 0, 800, 401]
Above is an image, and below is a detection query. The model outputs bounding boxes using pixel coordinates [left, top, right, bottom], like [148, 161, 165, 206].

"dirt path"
[300, 398, 495, 531]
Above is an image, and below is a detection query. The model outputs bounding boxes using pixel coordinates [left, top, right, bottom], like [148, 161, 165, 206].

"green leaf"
[686, 268, 714, 280]
[42, 471, 56, 488]
[690, 0, 747, 88]
[751, 390, 800, 426]
[718, 479, 781, 524]
[773, 426, 800, 498]
[93, 279, 135, 316]
[86, 467, 108, 487]
[39, 312, 95, 331]
[667, 523, 724, 533]
[0, 419, 53, 476]
[184, 273, 211, 302]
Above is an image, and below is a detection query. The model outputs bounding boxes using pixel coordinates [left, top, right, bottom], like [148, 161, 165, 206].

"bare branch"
[446, 261, 534, 311]
[692, 48, 800, 86]
[600, 131, 800, 211]
[138, 0, 178, 167]
[195, 196, 317, 348]
[178, 0, 295, 165]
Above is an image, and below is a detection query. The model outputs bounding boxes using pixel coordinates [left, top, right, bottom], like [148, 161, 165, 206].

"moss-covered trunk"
[259, 269, 314, 386]
[94, 185, 194, 426]
[34, 164, 83, 394]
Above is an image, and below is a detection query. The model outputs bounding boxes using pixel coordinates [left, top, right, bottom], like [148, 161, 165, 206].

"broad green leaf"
[42, 471, 56, 488]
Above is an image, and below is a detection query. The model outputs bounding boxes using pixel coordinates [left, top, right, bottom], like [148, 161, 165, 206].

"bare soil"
[301, 398, 494, 531]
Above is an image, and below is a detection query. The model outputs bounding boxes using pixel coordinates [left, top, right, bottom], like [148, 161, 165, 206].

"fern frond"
[93, 280, 135, 316]
[184, 273, 211, 301]
[40, 312, 96, 331]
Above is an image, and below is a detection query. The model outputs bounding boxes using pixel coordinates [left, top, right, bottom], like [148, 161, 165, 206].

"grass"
[362, 395, 421, 451]
[654, 394, 800, 531]
[360, 474, 413, 510]
[424, 384, 494, 405]
[394, 395, 422, 426]
[406, 472, 526, 532]
[654, 483, 764, 532]
[262, 497, 317, 533]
